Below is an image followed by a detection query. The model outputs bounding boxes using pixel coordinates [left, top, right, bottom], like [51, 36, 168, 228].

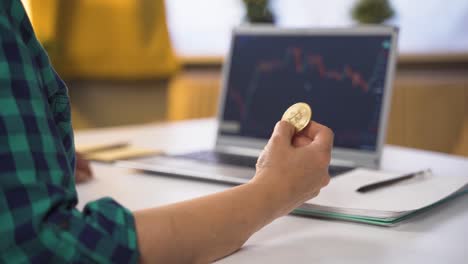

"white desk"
[75, 119, 468, 264]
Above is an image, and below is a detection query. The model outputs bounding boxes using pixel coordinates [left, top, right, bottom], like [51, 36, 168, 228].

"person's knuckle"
[318, 161, 329, 171]
[255, 161, 263, 170]
[323, 126, 334, 138]
[270, 134, 283, 145]
[318, 151, 331, 165]
[322, 174, 330, 187]
[311, 190, 320, 198]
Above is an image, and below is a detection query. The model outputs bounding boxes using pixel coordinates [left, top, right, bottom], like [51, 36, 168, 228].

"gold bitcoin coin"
[281, 102, 312, 132]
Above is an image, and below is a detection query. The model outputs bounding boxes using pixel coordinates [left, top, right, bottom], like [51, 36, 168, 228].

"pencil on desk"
[356, 169, 431, 193]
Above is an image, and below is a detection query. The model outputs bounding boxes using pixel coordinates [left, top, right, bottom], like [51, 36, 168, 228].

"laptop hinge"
[215, 145, 262, 157]
[214, 146, 367, 171]
[216, 147, 359, 167]
[330, 158, 357, 167]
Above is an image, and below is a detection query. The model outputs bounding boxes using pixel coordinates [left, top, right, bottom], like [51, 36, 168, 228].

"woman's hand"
[75, 152, 93, 183]
[134, 120, 333, 263]
[252, 120, 333, 215]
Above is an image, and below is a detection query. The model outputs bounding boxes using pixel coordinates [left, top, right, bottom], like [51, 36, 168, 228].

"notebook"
[294, 169, 468, 226]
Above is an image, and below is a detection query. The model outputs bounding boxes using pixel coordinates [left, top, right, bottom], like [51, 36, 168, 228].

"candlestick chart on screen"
[222, 35, 392, 150]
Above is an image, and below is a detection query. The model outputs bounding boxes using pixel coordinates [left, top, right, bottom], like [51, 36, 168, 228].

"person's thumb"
[269, 120, 296, 147]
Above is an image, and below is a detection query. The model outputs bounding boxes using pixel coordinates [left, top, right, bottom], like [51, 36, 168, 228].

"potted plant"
[351, 0, 395, 24]
[243, 0, 275, 24]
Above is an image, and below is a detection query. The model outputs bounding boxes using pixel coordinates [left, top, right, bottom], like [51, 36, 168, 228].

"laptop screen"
[220, 31, 393, 151]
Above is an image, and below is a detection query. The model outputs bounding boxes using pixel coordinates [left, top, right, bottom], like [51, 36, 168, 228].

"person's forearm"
[134, 180, 287, 263]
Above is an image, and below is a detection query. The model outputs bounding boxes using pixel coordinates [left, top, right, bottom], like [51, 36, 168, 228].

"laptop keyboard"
[175, 151, 355, 177]
[177, 151, 258, 168]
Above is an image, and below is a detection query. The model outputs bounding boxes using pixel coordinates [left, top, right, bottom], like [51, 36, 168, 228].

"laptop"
[119, 26, 399, 184]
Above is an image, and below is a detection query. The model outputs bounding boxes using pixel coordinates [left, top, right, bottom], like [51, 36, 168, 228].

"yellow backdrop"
[29, 0, 179, 79]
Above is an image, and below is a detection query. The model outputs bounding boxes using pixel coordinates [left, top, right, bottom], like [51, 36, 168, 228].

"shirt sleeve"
[0, 2, 139, 263]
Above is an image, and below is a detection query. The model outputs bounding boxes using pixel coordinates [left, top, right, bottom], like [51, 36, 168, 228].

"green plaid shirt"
[0, 1, 139, 262]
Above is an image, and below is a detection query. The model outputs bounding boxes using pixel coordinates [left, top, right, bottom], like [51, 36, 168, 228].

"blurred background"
[22, 0, 468, 156]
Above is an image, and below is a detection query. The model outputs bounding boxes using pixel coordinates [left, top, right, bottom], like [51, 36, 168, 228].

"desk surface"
[75, 119, 468, 264]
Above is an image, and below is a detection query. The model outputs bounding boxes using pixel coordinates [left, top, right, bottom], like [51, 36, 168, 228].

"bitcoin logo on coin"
[281, 102, 312, 132]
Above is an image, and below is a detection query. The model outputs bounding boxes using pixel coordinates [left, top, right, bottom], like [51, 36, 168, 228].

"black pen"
[356, 169, 431, 193]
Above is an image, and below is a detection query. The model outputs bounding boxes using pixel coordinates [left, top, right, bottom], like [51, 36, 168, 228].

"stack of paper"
[294, 169, 468, 226]
[76, 141, 161, 163]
